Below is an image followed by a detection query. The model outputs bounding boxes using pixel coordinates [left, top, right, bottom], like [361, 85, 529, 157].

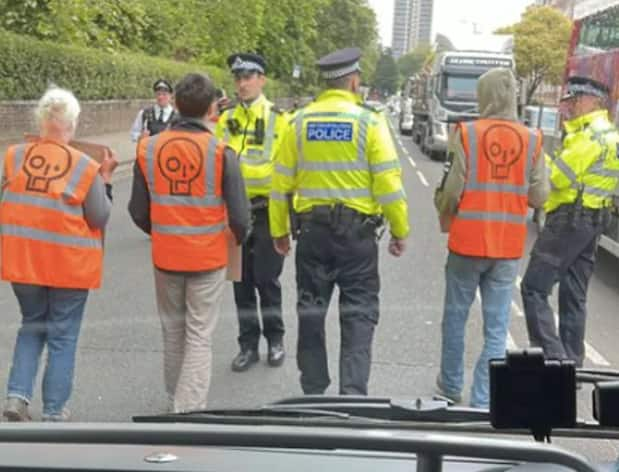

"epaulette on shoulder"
[270, 105, 285, 114]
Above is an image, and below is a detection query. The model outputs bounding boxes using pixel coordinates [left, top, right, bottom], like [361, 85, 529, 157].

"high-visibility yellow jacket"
[545, 109, 619, 213]
[215, 94, 287, 199]
[269, 89, 409, 239]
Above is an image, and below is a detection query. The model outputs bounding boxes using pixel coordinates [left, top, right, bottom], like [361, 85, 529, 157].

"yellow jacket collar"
[316, 89, 362, 104]
[564, 109, 609, 133]
[240, 94, 268, 111]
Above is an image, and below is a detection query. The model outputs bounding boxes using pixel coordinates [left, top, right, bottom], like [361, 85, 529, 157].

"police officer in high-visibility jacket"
[434, 68, 548, 408]
[521, 76, 619, 367]
[269, 47, 409, 395]
[215, 53, 288, 372]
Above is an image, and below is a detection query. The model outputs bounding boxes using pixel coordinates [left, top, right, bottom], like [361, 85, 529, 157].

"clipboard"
[24, 134, 111, 164]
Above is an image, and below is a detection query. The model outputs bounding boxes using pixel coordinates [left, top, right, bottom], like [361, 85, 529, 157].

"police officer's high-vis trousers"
[295, 219, 379, 395]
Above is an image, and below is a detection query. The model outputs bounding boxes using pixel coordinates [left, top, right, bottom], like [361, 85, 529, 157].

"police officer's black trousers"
[521, 206, 606, 366]
[295, 219, 379, 395]
[233, 208, 285, 351]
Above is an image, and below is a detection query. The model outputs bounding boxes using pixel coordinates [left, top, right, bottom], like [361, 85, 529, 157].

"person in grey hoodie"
[433, 67, 549, 408]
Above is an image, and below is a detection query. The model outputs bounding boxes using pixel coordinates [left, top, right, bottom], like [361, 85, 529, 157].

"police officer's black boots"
[231, 349, 259, 372]
[267, 342, 285, 367]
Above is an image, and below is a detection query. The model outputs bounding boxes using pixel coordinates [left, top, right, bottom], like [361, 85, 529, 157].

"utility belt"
[250, 196, 269, 212]
[548, 202, 611, 227]
[296, 204, 385, 239]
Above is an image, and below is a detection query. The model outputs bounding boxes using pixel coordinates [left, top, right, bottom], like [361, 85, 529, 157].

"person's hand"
[273, 235, 291, 256]
[99, 149, 119, 184]
[141, 129, 150, 139]
[388, 236, 406, 257]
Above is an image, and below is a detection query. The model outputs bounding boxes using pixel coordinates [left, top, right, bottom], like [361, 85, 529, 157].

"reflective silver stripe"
[151, 195, 223, 207]
[553, 157, 578, 184]
[244, 176, 271, 187]
[303, 111, 361, 120]
[376, 189, 406, 205]
[468, 183, 528, 195]
[296, 111, 305, 163]
[152, 222, 226, 235]
[457, 211, 526, 224]
[298, 188, 371, 199]
[262, 110, 277, 161]
[224, 128, 230, 141]
[299, 160, 366, 171]
[270, 191, 288, 201]
[357, 111, 370, 165]
[206, 137, 217, 195]
[590, 167, 619, 178]
[241, 155, 270, 166]
[370, 159, 401, 173]
[275, 163, 296, 177]
[12, 145, 26, 176]
[583, 185, 613, 198]
[63, 155, 91, 199]
[589, 160, 619, 179]
[2, 190, 83, 216]
[526, 129, 538, 179]
[0, 224, 101, 248]
[145, 135, 159, 190]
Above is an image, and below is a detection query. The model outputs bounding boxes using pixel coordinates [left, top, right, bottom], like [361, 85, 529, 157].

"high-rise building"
[391, 0, 434, 59]
[410, 0, 434, 50]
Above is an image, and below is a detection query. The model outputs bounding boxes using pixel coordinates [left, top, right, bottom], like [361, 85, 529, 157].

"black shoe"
[268, 343, 285, 367]
[231, 350, 259, 372]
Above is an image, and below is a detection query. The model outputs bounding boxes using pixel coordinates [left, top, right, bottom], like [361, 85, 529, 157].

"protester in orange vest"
[129, 73, 250, 413]
[1, 87, 118, 422]
[433, 68, 549, 408]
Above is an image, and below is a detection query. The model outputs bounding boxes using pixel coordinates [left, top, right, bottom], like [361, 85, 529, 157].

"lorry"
[401, 50, 515, 160]
[563, 0, 619, 258]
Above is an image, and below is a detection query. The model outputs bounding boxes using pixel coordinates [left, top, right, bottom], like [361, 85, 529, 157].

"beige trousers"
[154, 267, 226, 413]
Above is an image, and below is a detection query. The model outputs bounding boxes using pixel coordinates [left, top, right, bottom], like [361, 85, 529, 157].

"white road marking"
[416, 170, 429, 187]
[506, 332, 518, 350]
[511, 301, 524, 318]
[514, 275, 610, 366]
[408, 156, 417, 168]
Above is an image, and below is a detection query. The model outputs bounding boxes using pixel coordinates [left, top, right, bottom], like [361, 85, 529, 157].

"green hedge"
[0, 29, 290, 101]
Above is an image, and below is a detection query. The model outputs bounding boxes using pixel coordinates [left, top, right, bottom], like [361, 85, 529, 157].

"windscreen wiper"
[134, 406, 353, 424]
[134, 397, 489, 425]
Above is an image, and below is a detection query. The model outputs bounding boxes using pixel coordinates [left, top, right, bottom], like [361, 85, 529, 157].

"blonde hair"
[35, 87, 81, 131]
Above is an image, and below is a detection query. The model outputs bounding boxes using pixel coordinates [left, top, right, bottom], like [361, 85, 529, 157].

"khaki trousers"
[154, 267, 226, 413]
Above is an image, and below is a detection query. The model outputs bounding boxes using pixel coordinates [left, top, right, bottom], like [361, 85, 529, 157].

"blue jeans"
[439, 252, 519, 408]
[6, 284, 88, 416]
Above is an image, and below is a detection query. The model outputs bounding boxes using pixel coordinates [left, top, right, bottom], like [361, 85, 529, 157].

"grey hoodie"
[434, 67, 549, 222]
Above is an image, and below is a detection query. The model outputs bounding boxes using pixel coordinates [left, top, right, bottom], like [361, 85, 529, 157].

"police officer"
[130, 79, 177, 142]
[215, 53, 288, 372]
[521, 76, 619, 367]
[269, 47, 409, 395]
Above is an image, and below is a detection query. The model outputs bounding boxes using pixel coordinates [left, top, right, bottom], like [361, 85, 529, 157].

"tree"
[397, 45, 432, 80]
[372, 49, 399, 95]
[501, 5, 572, 104]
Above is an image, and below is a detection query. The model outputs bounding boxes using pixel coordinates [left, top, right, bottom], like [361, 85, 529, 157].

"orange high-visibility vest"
[448, 120, 542, 259]
[0, 140, 103, 289]
[137, 130, 227, 272]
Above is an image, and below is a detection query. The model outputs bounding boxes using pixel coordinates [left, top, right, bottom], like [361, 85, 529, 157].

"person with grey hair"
[1, 87, 118, 422]
[434, 67, 549, 408]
